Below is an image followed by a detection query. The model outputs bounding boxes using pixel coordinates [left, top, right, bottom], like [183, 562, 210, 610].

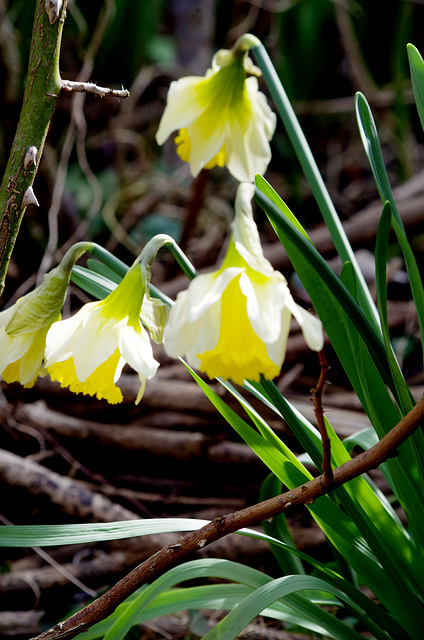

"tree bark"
[0, 0, 68, 294]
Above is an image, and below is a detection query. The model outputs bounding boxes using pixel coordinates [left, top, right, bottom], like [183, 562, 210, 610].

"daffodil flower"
[0, 243, 90, 388]
[156, 34, 276, 183]
[164, 184, 323, 385]
[45, 246, 169, 405]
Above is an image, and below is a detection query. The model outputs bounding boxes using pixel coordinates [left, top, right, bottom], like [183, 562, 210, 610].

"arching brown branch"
[32, 396, 424, 640]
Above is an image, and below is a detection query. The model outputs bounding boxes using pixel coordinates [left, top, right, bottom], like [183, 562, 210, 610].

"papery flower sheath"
[156, 35, 276, 183]
[45, 259, 168, 405]
[164, 183, 323, 385]
[0, 243, 89, 388]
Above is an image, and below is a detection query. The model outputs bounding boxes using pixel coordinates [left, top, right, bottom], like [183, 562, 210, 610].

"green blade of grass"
[355, 91, 424, 355]
[202, 574, 369, 640]
[407, 43, 424, 134]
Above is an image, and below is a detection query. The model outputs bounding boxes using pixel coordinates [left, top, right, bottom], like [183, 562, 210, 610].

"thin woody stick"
[311, 350, 333, 488]
[61, 80, 130, 99]
[32, 396, 424, 640]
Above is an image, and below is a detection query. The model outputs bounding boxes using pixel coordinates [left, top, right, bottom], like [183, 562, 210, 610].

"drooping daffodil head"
[45, 243, 169, 405]
[163, 183, 323, 385]
[0, 242, 90, 388]
[156, 34, 276, 183]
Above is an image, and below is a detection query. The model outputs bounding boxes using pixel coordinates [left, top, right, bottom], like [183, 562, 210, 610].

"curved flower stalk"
[0, 242, 90, 388]
[45, 239, 170, 405]
[156, 34, 276, 183]
[164, 184, 323, 385]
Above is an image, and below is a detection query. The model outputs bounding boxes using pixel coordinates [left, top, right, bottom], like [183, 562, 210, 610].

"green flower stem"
[60, 242, 95, 274]
[0, 0, 68, 295]
[87, 238, 197, 304]
[167, 240, 198, 280]
[138, 234, 198, 282]
[89, 244, 129, 279]
[251, 42, 380, 333]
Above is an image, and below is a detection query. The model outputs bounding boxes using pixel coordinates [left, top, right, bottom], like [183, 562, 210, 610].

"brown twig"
[31, 396, 424, 640]
[61, 80, 130, 99]
[311, 350, 333, 488]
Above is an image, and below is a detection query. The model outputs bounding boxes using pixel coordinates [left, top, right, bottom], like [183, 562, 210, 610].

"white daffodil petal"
[120, 324, 159, 380]
[264, 306, 292, 366]
[240, 274, 288, 344]
[185, 268, 242, 321]
[141, 296, 169, 344]
[286, 299, 324, 352]
[113, 355, 126, 384]
[185, 298, 222, 366]
[18, 327, 50, 385]
[0, 306, 15, 331]
[0, 331, 30, 369]
[136, 376, 147, 405]
[155, 76, 204, 144]
[164, 290, 221, 360]
[45, 306, 96, 364]
[72, 314, 123, 381]
[225, 79, 276, 182]
[185, 119, 226, 177]
[232, 184, 275, 275]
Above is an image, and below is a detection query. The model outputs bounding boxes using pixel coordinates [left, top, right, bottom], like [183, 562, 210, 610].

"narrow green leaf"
[104, 560, 348, 640]
[355, 91, 424, 360]
[86, 258, 123, 285]
[203, 575, 366, 640]
[355, 93, 395, 210]
[259, 474, 305, 575]
[255, 174, 310, 241]
[71, 265, 116, 300]
[80, 583, 331, 640]
[407, 43, 424, 134]
[374, 203, 414, 413]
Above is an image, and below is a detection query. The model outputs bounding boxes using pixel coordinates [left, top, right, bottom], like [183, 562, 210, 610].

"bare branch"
[311, 349, 333, 488]
[61, 79, 130, 99]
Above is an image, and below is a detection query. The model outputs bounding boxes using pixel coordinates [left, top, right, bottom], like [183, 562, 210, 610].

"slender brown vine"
[311, 349, 333, 488]
[31, 396, 424, 640]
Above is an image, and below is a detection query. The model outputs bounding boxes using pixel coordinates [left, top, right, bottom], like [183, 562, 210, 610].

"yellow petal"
[197, 277, 280, 384]
[48, 350, 124, 404]
[176, 128, 226, 170]
[1, 361, 37, 388]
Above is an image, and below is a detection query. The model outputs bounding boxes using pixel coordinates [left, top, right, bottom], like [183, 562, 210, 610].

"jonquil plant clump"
[2, 4, 424, 639]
